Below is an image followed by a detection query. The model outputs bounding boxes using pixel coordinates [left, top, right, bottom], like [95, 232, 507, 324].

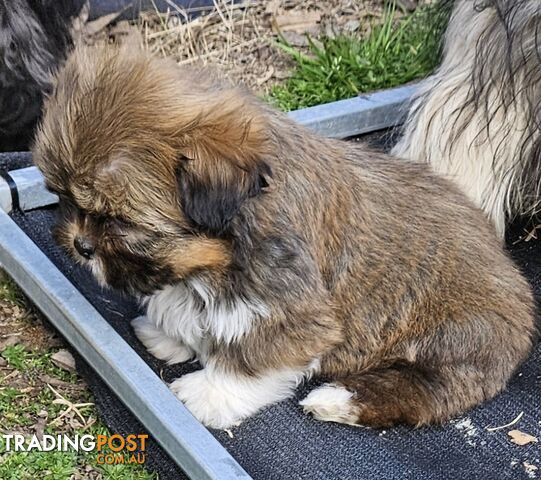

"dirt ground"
[81, 0, 410, 94]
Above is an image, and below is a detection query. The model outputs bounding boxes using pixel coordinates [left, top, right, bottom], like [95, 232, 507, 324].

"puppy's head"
[32, 44, 272, 295]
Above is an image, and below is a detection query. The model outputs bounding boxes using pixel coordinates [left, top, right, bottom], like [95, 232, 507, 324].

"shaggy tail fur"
[392, 0, 541, 238]
[301, 361, 515, 428]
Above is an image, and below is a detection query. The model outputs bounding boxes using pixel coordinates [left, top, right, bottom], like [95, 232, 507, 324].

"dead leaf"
[0, 335, 20, 350]
[508, 429, 538, 446]
[39, 374, 83, 389]
[51, 349, 76, 373]
[280, 31, 309, 47]
[396, 0, 418, 12]
[274, 69, 293, 80]
[108, 20, 133, 37]
[33, 415, 47, 440]
[256, 66, 275, 86]
[344, 19, 361, 33]
[84, 11, 123, 37]
[272, 11, 321, 35]
[265, 0, 281, 15]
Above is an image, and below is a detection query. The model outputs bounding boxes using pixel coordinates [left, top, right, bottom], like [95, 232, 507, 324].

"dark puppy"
[0, 0, 84, 151]
[33, 45, 535, 429]
[394, 0, 541, 238]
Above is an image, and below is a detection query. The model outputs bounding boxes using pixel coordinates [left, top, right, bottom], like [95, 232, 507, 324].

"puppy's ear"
[175, 92, 272, 235]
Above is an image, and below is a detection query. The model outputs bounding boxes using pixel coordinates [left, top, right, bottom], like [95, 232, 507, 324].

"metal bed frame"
[0, 84, 415, 479]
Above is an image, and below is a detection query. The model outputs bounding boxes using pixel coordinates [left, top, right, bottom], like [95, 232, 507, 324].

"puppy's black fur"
[0, 0, 84, 151]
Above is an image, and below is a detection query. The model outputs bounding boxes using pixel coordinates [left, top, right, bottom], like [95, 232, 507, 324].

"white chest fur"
[142, 279, 268, 361]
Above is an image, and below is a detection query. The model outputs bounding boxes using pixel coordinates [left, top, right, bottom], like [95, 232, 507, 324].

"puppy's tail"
[300, 361, 497, 428]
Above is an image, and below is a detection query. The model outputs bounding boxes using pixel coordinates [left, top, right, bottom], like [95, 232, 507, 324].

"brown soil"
[81, 0, 405, 94]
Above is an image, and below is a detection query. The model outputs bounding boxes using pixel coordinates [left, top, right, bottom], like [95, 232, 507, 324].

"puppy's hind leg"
[131, 316, 194, 365]
[300, 362, 491, 428]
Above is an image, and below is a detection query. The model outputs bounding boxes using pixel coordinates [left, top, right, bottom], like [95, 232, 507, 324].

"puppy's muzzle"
[74, 236, 95, 259]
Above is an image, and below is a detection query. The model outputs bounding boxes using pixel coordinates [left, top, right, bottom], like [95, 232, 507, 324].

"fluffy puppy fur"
[393, 0, 541, 238]
[33, 45, 536, 429]
[0, 0, 84, 151]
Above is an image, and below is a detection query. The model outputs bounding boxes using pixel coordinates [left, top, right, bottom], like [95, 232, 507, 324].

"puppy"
[393, 0, 541, 238]
[0, 0, 84, 151]
[33, 44, 535, 429]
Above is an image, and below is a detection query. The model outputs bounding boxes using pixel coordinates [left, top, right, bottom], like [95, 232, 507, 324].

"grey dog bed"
[3, 148, 541, 480]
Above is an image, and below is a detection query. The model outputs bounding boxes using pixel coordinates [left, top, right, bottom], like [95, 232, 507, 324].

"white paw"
[131, 315, 194, 365]
[170, 370, 248, 429]
[170, 365, 303, 429]
[300, 383, 358, 425]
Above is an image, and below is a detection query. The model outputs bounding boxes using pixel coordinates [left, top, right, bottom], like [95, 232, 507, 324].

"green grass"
[0, 344, 88, 437]
[0, 438, 157, 480]
[270, 1, 451, 111]
[0, 276, 26, 307]
[0, 387, 33, 429]
[0, 421, 157, 480]
[1, 344, 78, 383]
[0, 272, 157, 479]
[0, 448, 77, 480]
[0, 345, 79, 431]
[0, 343, 156, 479]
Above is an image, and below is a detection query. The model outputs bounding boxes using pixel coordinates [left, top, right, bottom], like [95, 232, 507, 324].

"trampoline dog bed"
[0, 86, 539, 480]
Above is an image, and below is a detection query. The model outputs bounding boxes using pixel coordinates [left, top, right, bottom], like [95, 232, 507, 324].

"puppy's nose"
[74, 236, 95, 259]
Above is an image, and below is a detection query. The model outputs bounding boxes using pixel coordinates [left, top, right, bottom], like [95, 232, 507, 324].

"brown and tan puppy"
[33, 44, 536, 429]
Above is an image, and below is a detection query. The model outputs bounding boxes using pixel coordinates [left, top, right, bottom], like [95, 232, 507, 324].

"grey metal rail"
[288, 84, 416, 138]
[0, 209, 250, 479]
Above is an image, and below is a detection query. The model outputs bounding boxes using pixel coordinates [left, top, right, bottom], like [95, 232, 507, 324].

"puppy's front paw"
[170, 370, 250, 429]
[131, 315, 194, 365]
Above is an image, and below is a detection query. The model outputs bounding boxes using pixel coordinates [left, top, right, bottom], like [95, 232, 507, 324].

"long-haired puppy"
[0, 0, 84, 151]
[393, 0, 541, 238]
[33, 45, 535, 429]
